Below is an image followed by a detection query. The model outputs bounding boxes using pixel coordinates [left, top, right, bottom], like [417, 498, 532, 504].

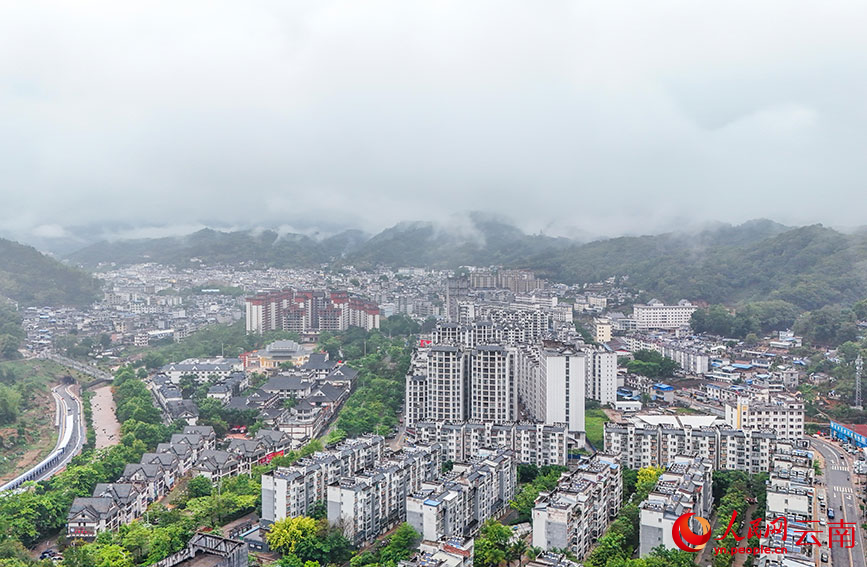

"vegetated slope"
[66, 215, 571, 269]
[528, 223, 867, 309]
[0, 238, 101, 307]
[64, 217, 867, 310]
[67, 228, 372, 268]
[345, 215, 573, 268]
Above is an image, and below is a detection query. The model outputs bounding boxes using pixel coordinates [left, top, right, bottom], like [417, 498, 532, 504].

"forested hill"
[64, 218, 867, 310]
[0, 238, 102, 307]
[66, 216, 573, 268]
[66, 228, 369, 268]
[527, 222, 867, 310]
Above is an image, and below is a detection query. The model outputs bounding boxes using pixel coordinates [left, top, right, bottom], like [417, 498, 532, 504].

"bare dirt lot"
[91, 384, 121, 449]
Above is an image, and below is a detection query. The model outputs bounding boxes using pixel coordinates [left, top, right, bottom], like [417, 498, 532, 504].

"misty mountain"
[66, 216, 573, 269]
[527, 222, 867, 309]
[63, 217, 867, 310]
[0, 238, 102, 307]
[66, 228, 371, 268]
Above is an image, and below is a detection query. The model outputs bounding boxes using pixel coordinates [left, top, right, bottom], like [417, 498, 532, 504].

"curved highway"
[0, 383, 85, 492]
[811, 436, 866, 567]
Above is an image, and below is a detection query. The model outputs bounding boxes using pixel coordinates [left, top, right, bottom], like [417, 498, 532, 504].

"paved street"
[811, 437, 866, 567]
[674, 394, 725, 417]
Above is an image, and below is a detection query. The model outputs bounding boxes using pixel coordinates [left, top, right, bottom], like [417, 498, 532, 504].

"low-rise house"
[299, 353, 336, 378]
[67, 498, 120, 540]
[121, 462, 167, 501]
[261, 375, 314, 400]
[91, 483, 146, 525]
[166, 399, 199, 426]
[207, 383, 232, 402]
[160, 358, 242, 383]
[226, 429, 295, 473]
[192, 450, 241, 482]
[66, 425, 220, 540]
[323, 364, 358, 387]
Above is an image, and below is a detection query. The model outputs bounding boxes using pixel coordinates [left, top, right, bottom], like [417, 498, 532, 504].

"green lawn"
[585, 408, 609, 449]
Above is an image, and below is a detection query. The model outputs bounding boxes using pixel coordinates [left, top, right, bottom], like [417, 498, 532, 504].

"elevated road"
[36, 351, 113, 382]
[0, 383, 85, 492]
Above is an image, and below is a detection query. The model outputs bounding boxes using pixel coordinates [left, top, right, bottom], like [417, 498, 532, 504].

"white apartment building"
[405, 339, 519, 426]
[638, 455, 713, 557]
[760, 443, 816, 567]
[633, 299, 696, 330]
[261, 435, 385, 525]
[245, 289, 380, 334]
[532, 454, 623, 559]
[517, 343, 586, 433]
[470, 345, 517, 422]
[588, 350, 617, 406]
[408, 325, 613, 433]
[408, 421, 568, 466]
[516, 342, 614, 432]
[623, 335, 710, 375]
[724, 393, 805, 440]
[406, 449, 517, 543]
[604, 415, 777, 474]
[327, 445, 441, 545]
[427, 346, 468, 423]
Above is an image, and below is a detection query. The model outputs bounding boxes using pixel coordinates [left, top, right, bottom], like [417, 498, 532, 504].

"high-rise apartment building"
[405, 330, 520, 425]
[445, 277, 470, 322]
[517, 344, 586, 434]
[245, 289, 380, 334]
[408, 326, 614, 438]
[470, 346, 516, 422]
[588, 350, 617, 406]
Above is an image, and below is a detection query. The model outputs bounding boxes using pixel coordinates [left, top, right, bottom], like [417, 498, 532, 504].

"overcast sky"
[2, 1, 867, 247]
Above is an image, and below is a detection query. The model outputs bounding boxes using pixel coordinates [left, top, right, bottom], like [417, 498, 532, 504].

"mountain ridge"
[58, 217, 867, 310]
[0, 238, 102, 307]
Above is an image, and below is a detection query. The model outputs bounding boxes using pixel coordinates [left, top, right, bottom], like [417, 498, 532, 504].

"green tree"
[187, 475, 213, 499]
[118, 521, 152, 564]
[379, 523, 420, 565]
[621, 468, 638, 500]
[266, 517, 319, 555]
[475, 520, 511, 567]
[0, 385, 21, 424]
[141, 352, 165, 370]
[506, 540, 528, 567]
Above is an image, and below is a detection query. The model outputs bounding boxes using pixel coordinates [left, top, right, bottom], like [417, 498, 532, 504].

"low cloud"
[1, 1, 866, 246]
